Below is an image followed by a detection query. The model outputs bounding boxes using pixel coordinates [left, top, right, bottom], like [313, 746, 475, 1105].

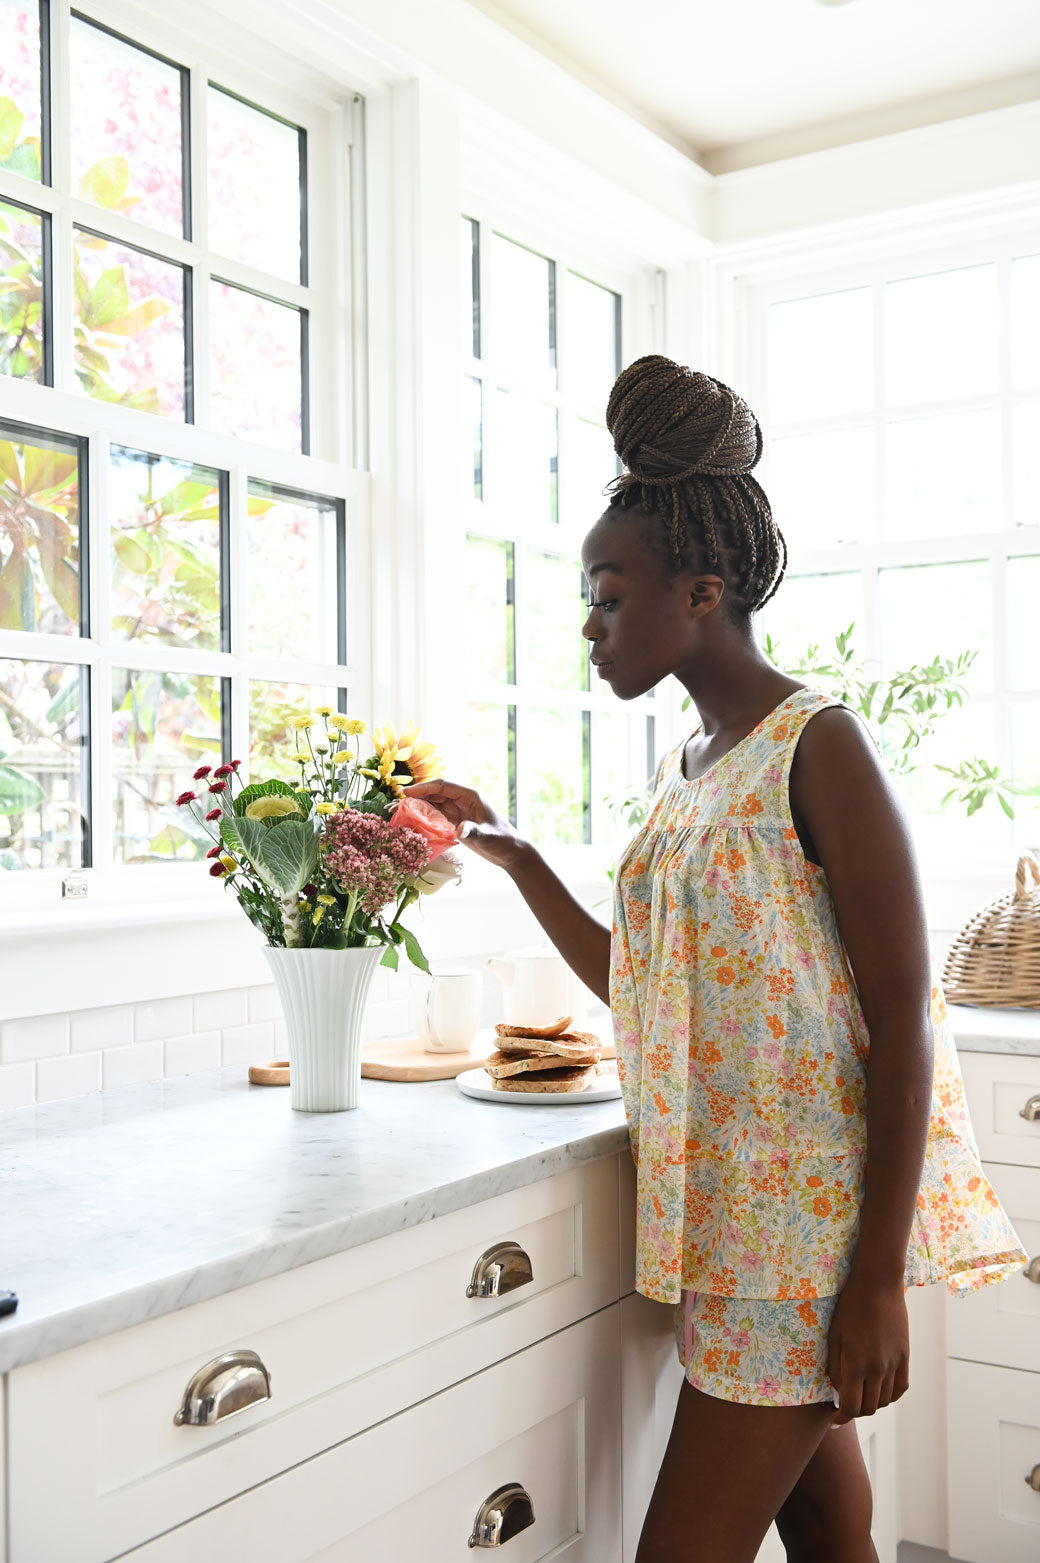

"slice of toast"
[485, 1048, 599, 1078]
[490, 1064, 594, 1094]
[493, 1030, 603, 1062]
[495, 1016, 572, 1041]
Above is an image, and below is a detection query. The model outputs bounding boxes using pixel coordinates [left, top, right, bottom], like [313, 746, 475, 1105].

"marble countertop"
[0, 1067, 628, 1374]
[948, 1003, 1040, 1054]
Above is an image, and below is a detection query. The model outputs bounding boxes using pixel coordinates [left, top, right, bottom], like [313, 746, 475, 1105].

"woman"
[411, 356, 1024, 1563]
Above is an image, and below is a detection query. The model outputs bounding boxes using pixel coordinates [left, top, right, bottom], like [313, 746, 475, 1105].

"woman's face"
[580, 509, 721, 701]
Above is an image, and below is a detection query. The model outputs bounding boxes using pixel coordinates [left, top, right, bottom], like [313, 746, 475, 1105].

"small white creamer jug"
[485, 946, 590, 1029]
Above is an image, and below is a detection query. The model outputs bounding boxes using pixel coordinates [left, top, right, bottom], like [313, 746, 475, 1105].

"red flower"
[206, 808, 222, 821]
[209, 862, 225, 877]
[302, 882, 318, 897]
[193, 765, 212, 781]
[229, 759, 242, 771]
[206, 846, 221, 858]
[176, 791, 197, 806]
[212, 764, 232, 778]
[208, 780, 228, 794]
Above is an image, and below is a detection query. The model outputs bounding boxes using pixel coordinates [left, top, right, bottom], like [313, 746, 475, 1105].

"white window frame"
[0, 0, 369, 913]
[456, 198, 662, 884]
[730, 217, 1040, 882]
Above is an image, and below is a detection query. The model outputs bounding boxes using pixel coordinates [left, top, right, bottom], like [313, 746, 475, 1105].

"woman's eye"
[591, 599, 617, 613]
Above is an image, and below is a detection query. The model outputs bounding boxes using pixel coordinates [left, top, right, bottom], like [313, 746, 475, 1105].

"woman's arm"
[406, 781, 611, 1005]
[790, 707, 934, 1424]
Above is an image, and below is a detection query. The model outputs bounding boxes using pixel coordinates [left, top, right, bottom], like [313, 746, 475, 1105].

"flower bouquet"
[177, 713, 462, 1111]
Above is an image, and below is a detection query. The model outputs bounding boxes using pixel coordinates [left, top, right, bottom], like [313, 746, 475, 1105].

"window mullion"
[188, 62, 209, 430]
[88, 432, 114, 872]
[226, 463, 250, 773]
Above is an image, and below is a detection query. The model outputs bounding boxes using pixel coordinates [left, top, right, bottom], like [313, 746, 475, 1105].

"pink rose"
[389, 796, 457, 861]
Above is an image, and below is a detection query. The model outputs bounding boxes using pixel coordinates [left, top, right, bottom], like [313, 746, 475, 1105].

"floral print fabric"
[610, 688, 1026, 1310]
[674, 1290, 839, 1407]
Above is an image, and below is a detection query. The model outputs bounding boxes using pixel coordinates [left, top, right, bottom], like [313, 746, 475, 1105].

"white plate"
[456, 1062, 622, 1105]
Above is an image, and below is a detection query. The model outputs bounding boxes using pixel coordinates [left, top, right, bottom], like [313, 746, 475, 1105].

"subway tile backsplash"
[0, 974, 446, 1108]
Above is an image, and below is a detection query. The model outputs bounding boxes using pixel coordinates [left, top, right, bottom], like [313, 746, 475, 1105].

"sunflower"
[371, 720, 444, 788]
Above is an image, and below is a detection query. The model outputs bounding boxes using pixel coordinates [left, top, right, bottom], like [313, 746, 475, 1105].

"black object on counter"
[0, 1290, 18, 1316]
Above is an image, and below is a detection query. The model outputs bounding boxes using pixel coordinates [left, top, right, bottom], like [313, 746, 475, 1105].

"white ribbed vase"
[265, 946, 383, 1112]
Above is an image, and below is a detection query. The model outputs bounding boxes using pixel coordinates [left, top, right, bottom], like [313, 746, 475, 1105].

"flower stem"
[281, 893, 303, 948]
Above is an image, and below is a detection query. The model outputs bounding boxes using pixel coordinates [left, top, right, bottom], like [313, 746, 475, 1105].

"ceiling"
[463, 0, 1040, 172]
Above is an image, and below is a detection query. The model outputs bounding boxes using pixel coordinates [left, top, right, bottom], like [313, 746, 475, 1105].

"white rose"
[412, 850, 463, 895]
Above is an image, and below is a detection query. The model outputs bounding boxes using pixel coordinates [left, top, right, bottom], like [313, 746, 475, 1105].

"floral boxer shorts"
[673, 1289, 840, 1408]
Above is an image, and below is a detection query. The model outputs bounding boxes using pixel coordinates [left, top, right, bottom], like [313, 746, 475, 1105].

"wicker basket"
[943, 851, 1040, 1008]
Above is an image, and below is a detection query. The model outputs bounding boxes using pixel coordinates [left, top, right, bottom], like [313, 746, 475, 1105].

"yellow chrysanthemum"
[245, 795, 303, 822]
[372, 719, 443, 786]
[313, 705, 334, 717]
[291, 715, 314, 731]
[343, 717, 367, 736]
[359, 767, 381, 781]
[327, 713, 350, 732]
[314, 801, 339, 815]
[312, 906, 326, 926]
[219, 854, 237, 872]
[317, 894, 336, 906]
[332, 750, 353, 764]
[292, 754, 309, 766]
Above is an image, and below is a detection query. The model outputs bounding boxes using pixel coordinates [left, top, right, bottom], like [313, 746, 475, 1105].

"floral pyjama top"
[609, 687, 1026, 1306]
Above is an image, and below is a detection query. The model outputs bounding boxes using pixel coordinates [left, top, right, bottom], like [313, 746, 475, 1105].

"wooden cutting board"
[249, 1026, 616, 1084]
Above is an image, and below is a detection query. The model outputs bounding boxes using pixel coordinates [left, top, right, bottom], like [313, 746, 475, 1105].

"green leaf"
[220, 814, 268, 878]
[0, 98, 25, 162]
[0, 764, 45, 815]
[380, 944, 400, 971]
[102, 297, 170, 338]
[258, 818, 318, 895]
[2, 140, 41, 180]
[400, 925, 430, 974]
[82, 265, 130, 330]
[234, 778, 300, 816]
[999, 793, 1015, 819]
[45, 676, 79, 728]
[112, 531, 153, 575]
[78, 155, 130, 211]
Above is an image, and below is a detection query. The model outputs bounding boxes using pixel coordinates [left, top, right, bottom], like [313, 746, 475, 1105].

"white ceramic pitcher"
[486, 946, 590, 1028]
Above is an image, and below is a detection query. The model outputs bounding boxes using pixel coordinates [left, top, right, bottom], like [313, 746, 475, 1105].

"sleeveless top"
[609, 687, 1026, 1306]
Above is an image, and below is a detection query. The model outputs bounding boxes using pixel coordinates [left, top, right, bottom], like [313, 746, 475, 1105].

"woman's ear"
[689, 574, 726, 617]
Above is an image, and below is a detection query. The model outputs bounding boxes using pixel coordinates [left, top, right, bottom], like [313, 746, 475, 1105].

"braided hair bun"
[604, 355, 786, 613]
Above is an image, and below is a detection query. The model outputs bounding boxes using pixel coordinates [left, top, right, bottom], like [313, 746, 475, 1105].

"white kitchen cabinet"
[124, 1306, 622, 1563]
[948, 1358, 1040, 1562]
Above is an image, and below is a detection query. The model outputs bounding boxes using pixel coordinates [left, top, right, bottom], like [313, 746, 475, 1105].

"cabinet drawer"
[959, 1052, 1040, 1169]
[8, 1156, 620, 1563]
[125, 1306, 622, 1563]
[947, 1162, 1040, 1372]
[947, 1358, 1040, 1562]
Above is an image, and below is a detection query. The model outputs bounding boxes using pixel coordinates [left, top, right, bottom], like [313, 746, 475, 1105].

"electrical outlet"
[62, 872, 88, 900]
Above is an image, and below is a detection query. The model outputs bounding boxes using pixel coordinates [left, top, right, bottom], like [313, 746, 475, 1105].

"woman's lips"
[593, 660, 614, 678]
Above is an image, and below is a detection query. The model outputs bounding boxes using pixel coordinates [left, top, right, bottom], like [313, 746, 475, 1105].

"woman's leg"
[774, 1422, 878, 1563]
[634, 1378, 836, 1563]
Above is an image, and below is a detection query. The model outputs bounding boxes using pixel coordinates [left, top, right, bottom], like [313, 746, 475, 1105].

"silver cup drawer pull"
[468, 1482, 535, 1547]
[1025, 1256, 1040, 1284]
[1026, 1463, 1040, 1493]
[1019, 1094, 1040, 1123]
[173, 1349, 272, 1427]
[466, 1241, 534, 1299]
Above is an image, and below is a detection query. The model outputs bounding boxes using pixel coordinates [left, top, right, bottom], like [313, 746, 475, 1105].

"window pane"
[884, 410, 1002, 539]
[489, 234, 556, 391]
[1013, 403, 1040, 528]
[767, 288, 873, 423]
[761, 572, 862, 665]
[461, 216, 479, 360]
[567, 273, 619, 410]
[1011, 255, 1040, 391]
[0, 660, 87, 870]
[247, 482, 339, 662]
[885, 265, 998, 405]
[0, 0, 43, 181]
[1007, 555, 1040, 692]
[111, 669, 222, 864]
[561, 415, 616, 530]
[767, 427, 875, 551]
[486, 388, 557, 524]
[109, 447, 223, 652]
[465, 701, 516, 825]
[73, 230, 186, 417]
[895, 699, 1005, 861]
[249, 680, 341, 778]
[208, 87, 303, 284]
[70, 17, 185, 238]
[527, 706, 588, 846]
[526, 549, 587, 692]
[0, 424, 81, 634]
[879, 561, 992, 692]
[209, 282, 303, 450]
[465, 536, 514, 684]
[0, 199, 45, 381]
[466, 375, 483, 500]
[593, 710, 650, 846]
[1010, 700, 1040, 847]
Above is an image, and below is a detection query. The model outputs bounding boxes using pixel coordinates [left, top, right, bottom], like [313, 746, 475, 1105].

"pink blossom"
[176, 791, 196, 806]
[323, 811, 429, 916]
[205, 808, 221, 821]
[193, 765, 212, 780]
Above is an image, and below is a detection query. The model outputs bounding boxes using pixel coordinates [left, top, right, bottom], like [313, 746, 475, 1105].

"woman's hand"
[826, 1274, 910, 1426]
[405, 781, 525, 872]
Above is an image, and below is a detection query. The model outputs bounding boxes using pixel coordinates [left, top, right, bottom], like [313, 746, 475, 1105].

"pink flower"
[208, 781, 228, 794]
[176, 791, 197, 806]
[193, 766, 212, 780]
[206, 808, 221, 821]
[323, 810, 430, 916]
[389, 796, 457, 861]
[212, 764, 233, 778]
[229, 759, 242, 771]
[206, 846, 221, 859]
[209, 862, 225, 877]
